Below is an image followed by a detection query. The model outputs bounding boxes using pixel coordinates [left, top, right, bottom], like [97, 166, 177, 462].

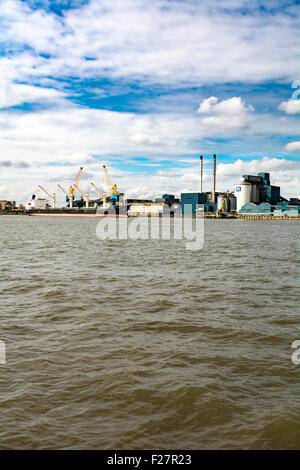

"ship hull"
[26, 207, 127, 217]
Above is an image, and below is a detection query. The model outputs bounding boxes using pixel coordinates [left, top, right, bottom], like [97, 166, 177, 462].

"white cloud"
[200, 115, 247, 129]
[0, 78, 66, 108]
[197, 97, 218, 114]
[214, 156, 300, 199]
[197, 96, 253, 129]
[129, 133, 161, 146]
[125, 186, 157, 200]
[198, 96, 252, 115]
[1, 0, 299, 87]
[217, 156, 299, 178]
[1, 0, 65, 54]
[278, 100, 300, 114]
[0, 102, 298, 174]
[285, 141, 300, 152]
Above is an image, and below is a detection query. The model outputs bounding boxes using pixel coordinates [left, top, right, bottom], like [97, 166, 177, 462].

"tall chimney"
[213, 154, 216, 203]
[200, 155, 203, 193]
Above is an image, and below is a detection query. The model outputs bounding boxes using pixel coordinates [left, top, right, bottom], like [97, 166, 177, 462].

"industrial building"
[240, 200, 300, 217]
[181, 193, 207, 215]
[180, 158, 299, 218]
[128, 195, 181, 216]
[239, 202, 275, 215]
[181, 154, 237, 216]
[234, 172, 282, 212]
[155, 194, 180, 204]
[0, 200, 15, 211]
[180, 192, 236, 216]
[233, 172, 300, 216]
[127, 202, 165, 216]
[273, 207, 300, 217]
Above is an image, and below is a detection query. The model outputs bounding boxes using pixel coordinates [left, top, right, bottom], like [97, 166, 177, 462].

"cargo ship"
[25, 188, 128, 217]
[26, 205, 128, 217]
[25, 193, 50, 211]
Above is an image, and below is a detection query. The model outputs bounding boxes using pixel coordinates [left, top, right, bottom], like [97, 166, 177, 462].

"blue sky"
[0, 0, 299, 202]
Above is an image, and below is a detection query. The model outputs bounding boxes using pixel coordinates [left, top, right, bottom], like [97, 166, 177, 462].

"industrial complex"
[1, 155, 300, 219]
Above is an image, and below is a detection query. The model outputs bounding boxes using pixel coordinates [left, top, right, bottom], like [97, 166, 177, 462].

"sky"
[0, 0, 300, 204]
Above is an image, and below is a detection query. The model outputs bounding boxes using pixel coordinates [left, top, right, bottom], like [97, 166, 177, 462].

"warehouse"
[239, 202, 275, 215]
[127, 202, 165, 216]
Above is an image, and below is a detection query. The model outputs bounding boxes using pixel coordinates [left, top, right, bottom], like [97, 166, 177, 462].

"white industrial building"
[127, 202, 165, 216]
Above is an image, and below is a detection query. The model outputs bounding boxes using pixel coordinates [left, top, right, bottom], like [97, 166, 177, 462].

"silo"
[217, 194, 226, 210]
[218, 193, 237, 212]
[228, 194, 237, 211]
[235, 181, 252, 211]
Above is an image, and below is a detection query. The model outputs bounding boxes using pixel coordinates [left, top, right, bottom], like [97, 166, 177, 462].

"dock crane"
[75, 184, 90, 208]
[57, 184, 73, 208]
[38, 185, 56, 208]
[217, 196, 229, 217]
[57, 166, 84, 208]
[91, 182, 102, 196]
[102, 164, 118, 196]
[91, 182, 107, 207]
[102, 164, 120, 206]
[69, 166, 83, 200]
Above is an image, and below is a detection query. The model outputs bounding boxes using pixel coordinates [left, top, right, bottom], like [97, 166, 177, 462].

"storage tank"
[228, 194, 237, 212]
[217, 194, 227, 210]
[218, 193, 237, 212]
[235, 181, 252, 211]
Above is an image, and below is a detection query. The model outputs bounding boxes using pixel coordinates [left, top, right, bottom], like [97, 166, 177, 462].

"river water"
[0, 215, 299, 449]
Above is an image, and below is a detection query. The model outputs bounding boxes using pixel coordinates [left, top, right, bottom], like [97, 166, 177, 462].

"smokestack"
[213, 154, 216, 203]
[200, 155, 203, 193]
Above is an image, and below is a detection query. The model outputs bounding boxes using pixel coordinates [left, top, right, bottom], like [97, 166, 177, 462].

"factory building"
[180, 156, 298, 218]
[155, 194, 180, 204]
[181, 154, 237, 215]
[257, 173, 280, 205]
[235, 173, 281, 212]
[181, 192, 236, 215]
[181, 193, 207, 215]
[180, 154, 220, 215]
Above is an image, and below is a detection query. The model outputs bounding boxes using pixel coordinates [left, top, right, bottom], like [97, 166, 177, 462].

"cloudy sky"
[0, 0, 299, 204]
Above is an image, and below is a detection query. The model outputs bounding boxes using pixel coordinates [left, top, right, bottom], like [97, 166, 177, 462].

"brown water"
[0, 216, 299, 449]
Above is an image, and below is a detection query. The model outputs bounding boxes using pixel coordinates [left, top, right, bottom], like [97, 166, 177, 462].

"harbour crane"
[57, 166, 84, 208]
[91, 182, 107, 207]
[91, 182, 102, 196]
[38, 185, 56, 208]
[102, 164, 118, 196]
[75, 184, 90, 208]
[69, 166, 83, 200]
[102, 164, 120, 206]
[217, 196, 229, 217]
[57, 184, 73, 207]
